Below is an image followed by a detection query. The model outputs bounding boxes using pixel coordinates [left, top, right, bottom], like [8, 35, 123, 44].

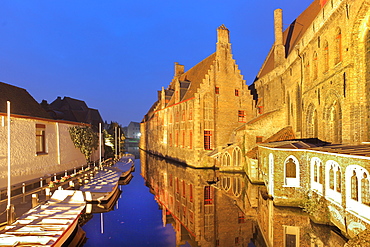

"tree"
[69, 126, 98, 161]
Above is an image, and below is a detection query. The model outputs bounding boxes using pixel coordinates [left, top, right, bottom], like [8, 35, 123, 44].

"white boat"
[0, 190, 86, 246]
[80, 167, 122, 203]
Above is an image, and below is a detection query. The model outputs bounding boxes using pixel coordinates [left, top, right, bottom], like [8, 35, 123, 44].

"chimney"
[216, 24, 231, 60]
[274, 9, 285, 66]
[174, 62, 184, 77]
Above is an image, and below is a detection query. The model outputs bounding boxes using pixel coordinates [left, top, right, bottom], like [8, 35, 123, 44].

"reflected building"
[141, 151, 347, 247]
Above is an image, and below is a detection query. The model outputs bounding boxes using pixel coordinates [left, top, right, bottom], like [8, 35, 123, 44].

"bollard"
[54, 173, 57, 181]
[65, 170, 67, 177]
[69, 181, 74, 188]
[32, 194, 39, 208]
[40, 178, 43, 188]
[45, 187, 51, 199]
[6, 204, 15, 225]
[21, 183, 26, 204]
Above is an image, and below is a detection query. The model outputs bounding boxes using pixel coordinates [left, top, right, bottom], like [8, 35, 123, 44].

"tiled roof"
[167, 52, 216, 106]
[256, 0, 321, 79]
[0, 82, 51, 119]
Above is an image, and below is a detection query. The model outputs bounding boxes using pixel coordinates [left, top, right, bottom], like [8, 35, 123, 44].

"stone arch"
[310, 157, 323, 193]
[306, 103, 318, 138]
[232, 147, 242, 167]
[345, 165, 370, 220]
[222, 152, 231, 167]
[325, 160, 342, 203]
[323, 90, 342, 143]
[284, 155, 300, 187]
[232, 177, 242, 197]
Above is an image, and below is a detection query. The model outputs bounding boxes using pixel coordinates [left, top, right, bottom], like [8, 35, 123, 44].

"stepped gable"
[167, 53, 216, 106]
[0, 81, 51, 119]
[257, 0, 321, 79]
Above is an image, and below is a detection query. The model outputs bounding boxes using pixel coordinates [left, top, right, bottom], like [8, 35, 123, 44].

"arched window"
[351, 170, 359, 201]
[361, 173, 370, 205]
[335, 28, 342, 64]
[221, 177, 231, 191]
[311, 157, 323, 193]
[232, 148, 242, 167]
[326, 160, 342, 203]
[336, 168, 341, 192]
[365, 30, 370, 82]
[232, 177, 242, 197]
[323, 40, 329, 72]
[286, 158, 296, 178]
[306, 104, 318, 138]
[329, 166, 335, 190]
[284, 156, 300, 187]
[203, 93, 214, 150]
[313, 52, 318, 79]
[325, 92, 342, 143]
[222, 153, 231, 167]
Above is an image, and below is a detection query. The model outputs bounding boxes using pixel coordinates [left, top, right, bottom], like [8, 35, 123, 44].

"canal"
[81, 151, 348, 247]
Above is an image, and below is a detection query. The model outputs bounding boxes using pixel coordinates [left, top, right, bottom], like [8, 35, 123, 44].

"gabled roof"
[48, 96, 103, 126]
[256, 0, 321, 79]
[166, 53, 216, 106]
[0, 82, 51, 119]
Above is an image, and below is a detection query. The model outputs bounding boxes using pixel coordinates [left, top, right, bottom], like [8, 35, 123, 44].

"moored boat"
[80, 167, 122, 203]
[0, 190, 86, 246]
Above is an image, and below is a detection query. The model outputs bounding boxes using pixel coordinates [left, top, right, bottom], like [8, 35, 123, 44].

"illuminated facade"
[141, 25, 253, 168]
[142, 0, 370, 242]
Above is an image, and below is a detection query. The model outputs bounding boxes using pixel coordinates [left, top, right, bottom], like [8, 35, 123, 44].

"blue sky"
[0, 0, 314, 126]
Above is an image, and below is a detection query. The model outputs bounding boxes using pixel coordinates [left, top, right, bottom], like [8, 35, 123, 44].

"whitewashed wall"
[0, 116, 87, 186]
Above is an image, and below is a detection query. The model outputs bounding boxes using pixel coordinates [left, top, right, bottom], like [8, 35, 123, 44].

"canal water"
[81, 158, 179, 246]
[82, 151, 348, 247]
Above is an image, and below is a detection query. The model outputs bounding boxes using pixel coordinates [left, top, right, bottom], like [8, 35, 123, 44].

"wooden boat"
[80, 167, 122, 203]
[85, 189, 122, 214]
[0, 190, 86, 246]
[119, 173, 133, 186]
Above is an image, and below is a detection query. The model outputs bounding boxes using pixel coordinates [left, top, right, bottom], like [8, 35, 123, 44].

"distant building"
[42, 96, 103, 130]
[0, 82, 90, 186]
[126, 121, 141, 139]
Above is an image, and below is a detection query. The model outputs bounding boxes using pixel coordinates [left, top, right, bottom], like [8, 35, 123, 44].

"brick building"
[141, 0, 370, 242]
[140, 25, 253, 168]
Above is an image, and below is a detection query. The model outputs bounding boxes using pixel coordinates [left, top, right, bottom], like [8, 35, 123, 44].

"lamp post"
[6, 101, 15, 224]
[99, 123, 102, 169]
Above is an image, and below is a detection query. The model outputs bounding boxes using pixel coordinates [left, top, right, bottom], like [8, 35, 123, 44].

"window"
[176, 177, 179, 194]
[284, 156, 300, 187]
[361, 173, 370, 205]
[222, 153, 231, 167]
[238, 211, 245, 223]
[215, 87, 219, 94]
[189, 184, 193, 202]
[182, 130, 185, 148]
[238, 110, 246, 122]
[169, 174, 173, 187]
[324, 41, 329, 72]
[286, 158, 296, 178]
[169, 133, 172, 147]
[235, 89, 239, 96]
[189, 130, 193, 149]
[284, 226, 299, 247]
[366, 31, 370, 82]
[335, 28, 342, 64]
[188, 107, 193, 120]
[36, 124, 46, 154]
[204, 186, 213, 205]
[182, 110, 186, 121]
[232, 148, 242, 167]
[313, 52, 318, 79]
[175, 131, 178, 147]
[256, 136, 263, 143]
[182, 180, 186, 198]
[351, 170, 359, 201]
[204, 130, 212, 150]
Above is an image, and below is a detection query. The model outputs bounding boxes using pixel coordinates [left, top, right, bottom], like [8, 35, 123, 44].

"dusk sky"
[0, 1, 314, 126]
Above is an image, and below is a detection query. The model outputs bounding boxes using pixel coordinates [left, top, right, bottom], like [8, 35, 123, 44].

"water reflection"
[141, 150, 348, 247]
